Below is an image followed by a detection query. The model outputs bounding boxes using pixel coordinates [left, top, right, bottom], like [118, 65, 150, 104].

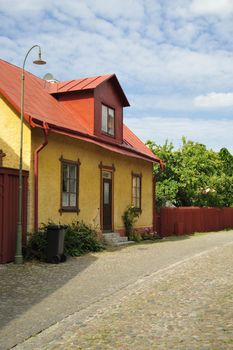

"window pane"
[70, 193, 76, 207]
[108, 107, 114, 117]
[63, 180, 67, 192]
[102, 105, 107, 132]
[133, 176, 137, 187]
[102, 171, 112, 179]
[104, 182, 109, 204]
[133, 185, 137, 199]
[62, 192, 68, 206]
[108, 108, 114, 135]
[63, 164, 68, 177]
[63, 165, 68, 188]
[69, 165, 77, 179]
[70, 179, 76, 193]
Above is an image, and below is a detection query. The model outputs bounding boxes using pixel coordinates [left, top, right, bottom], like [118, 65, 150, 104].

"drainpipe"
[34, 123, 49, 231]
[153, 173, 156, 232]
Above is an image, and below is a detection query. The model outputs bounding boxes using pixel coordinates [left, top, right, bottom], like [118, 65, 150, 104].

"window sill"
[59, 208, 80, 214]
[133, 208, 142, 214]
[101, 131, 115, 138]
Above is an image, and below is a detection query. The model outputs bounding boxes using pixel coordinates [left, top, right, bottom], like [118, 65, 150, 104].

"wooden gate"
[0, 168, 28, 263]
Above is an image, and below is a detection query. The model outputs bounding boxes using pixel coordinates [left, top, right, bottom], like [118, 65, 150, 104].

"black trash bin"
[46, 225, 67, 263]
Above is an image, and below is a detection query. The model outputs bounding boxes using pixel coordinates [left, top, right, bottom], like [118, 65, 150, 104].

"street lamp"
[14, 45, 46, 264]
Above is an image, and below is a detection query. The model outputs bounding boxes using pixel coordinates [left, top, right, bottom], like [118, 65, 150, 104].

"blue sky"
[0, 0, 233, 152]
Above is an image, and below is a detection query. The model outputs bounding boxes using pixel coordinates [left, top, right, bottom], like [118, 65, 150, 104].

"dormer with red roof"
[48, 74, 130, 145]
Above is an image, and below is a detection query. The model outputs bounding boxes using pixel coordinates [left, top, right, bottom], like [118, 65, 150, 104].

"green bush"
[24, 221, 105, 261]
[130, 231, 142, 242]
[24, 229, 47, 261]
[122, 205, 140, 240]
[64, 221, 105, 256]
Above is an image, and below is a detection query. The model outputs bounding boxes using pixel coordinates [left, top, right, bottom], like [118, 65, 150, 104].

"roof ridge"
[56, 74, 113, 85]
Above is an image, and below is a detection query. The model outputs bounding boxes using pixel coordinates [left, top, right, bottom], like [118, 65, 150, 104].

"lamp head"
[33, 51, 46, 65]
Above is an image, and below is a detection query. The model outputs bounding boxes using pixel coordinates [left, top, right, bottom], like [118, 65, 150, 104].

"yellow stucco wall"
[31, 129, 153, 233]
[0, 95, 31, 170]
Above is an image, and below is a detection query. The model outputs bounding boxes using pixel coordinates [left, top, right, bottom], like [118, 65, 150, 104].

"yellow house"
[0, 59, 162, 252]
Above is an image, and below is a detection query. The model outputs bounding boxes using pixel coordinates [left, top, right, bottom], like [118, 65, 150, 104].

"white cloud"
[0, 0, 51, 15]
[87, 0, 145, 20]
[128, 94, 193, 112]
[194, 92, 233, 108]
[190, 0, 233, 16]
[0, 0, 233, 153]
[125, 116, 233, 152]
[1, 0, 233, 93]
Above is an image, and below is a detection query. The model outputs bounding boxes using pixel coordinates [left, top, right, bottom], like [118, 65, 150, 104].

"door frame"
[99, 162, 115, 232]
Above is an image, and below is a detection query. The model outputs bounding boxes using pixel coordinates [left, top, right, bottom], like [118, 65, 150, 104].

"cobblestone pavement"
[14, 241, 233, 350]
[1, 231, 233, 350]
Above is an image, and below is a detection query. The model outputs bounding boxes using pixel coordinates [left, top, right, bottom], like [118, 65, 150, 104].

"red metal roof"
[123, 124, 155, 159]
[0, 59, 160, 164]
[0, 59, 88, 134]
[48, 74, 130, 107]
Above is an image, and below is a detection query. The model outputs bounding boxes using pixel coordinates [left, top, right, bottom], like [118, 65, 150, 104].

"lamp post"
[14, 45, 46, 264]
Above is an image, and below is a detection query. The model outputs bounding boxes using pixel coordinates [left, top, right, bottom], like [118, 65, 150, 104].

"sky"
[0, 0, 233, 152]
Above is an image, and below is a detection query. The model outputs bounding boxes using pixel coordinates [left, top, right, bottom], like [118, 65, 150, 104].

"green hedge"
[24, 221, 105, 261]
[64, 221, 104, 256]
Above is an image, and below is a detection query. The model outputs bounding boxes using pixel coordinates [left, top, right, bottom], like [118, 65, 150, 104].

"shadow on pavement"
[0, 254, 97, 348]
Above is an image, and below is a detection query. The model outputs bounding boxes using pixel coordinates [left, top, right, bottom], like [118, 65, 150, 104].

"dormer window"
[102, 104, 115, 136]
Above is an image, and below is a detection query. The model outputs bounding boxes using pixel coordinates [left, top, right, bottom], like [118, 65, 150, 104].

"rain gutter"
[33, 122, 49, 231]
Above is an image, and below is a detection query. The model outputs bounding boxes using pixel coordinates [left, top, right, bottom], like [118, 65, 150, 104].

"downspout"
[153, 173, 156, 232]
[34, 123, 49, 232]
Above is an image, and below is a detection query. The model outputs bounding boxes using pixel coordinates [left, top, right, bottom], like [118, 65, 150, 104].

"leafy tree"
[219, 148, 233, 176]
[147, 138, 233, 208]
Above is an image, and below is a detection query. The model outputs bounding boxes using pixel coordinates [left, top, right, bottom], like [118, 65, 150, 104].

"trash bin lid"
[47, 224, 66, 230]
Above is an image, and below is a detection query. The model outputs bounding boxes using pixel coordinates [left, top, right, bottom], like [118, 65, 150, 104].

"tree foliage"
[147, 138, 233, 208]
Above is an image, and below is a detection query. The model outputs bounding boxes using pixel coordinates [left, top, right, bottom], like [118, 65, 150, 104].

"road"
[1, 230, 233, 349]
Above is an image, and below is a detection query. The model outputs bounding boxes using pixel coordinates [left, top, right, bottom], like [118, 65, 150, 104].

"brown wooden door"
[103, 178, 112, 232]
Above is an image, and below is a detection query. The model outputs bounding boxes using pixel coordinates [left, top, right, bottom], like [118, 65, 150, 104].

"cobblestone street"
[1, 231, 233, 350]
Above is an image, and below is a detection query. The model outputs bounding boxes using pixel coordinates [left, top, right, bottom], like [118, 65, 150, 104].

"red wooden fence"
[156, 207, 233, 237]
[0, 168, 28, 263]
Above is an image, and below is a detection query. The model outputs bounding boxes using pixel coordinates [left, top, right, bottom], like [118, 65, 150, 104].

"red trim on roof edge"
[30, 117, 161, 164]
[52, 129, 156, 163]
